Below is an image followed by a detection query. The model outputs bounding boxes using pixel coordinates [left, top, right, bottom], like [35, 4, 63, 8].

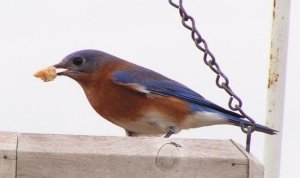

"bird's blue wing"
[112, 66, 242, 118]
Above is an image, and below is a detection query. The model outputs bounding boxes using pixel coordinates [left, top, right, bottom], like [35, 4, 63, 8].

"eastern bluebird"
[54, 49, 276, 137]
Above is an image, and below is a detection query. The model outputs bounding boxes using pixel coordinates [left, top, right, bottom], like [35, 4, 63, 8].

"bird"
[54, 49, 277, 137]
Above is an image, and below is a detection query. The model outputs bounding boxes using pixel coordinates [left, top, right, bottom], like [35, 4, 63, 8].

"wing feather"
[112, 66, 241, 118]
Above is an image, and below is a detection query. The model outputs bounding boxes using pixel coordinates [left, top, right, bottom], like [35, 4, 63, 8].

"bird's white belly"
[181, 111, 230, 129]
[121, 111, 230, 136]
[123, 112, 179, 135]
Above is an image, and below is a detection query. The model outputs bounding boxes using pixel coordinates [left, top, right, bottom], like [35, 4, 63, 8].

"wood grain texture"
[231, 140, 264, 178]
[0, 131, 17, 178]
[16, 133, 263, 178]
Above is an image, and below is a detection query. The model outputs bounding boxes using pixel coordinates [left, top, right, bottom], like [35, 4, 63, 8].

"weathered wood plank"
[0, 131, 17, 178]
[231, 140, 264, 178]
[16, 133, 262, 178]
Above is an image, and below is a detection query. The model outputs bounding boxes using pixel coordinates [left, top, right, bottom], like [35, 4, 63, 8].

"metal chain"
[168, 0, 256, 152]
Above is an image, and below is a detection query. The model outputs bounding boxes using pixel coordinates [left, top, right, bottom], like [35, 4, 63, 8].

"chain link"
[168, 0, 256, 152]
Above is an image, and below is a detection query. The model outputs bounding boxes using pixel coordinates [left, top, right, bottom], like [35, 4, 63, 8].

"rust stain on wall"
[268, 73, 279, 89]
[268, 49, 280, 89]
[273, 0, 277, 20]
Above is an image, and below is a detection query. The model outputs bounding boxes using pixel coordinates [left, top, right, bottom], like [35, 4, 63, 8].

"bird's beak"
[53, 62, 70, 76]
[53, 62, 64, 69]
[53, 61, 82, 81]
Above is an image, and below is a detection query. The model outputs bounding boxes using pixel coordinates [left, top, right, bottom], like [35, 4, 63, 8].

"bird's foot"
[125, 130, 139, 137]
[164, 127, 175, 138]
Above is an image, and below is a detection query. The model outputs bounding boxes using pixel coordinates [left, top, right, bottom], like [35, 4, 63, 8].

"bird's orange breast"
[76, 61, 190, 131]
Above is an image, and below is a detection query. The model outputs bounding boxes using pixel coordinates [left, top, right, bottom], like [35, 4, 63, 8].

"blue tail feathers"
[190, 103, 277, 135]
[227, 116, 277, 135]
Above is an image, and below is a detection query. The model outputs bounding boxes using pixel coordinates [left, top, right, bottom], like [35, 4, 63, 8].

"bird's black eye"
[73, 57, 85, 66]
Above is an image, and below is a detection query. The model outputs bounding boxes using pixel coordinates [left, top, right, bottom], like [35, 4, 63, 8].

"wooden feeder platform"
[0, 131, 263, 178]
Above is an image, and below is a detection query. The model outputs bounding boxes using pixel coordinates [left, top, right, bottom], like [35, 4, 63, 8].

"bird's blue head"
[54, 49, 112, 80]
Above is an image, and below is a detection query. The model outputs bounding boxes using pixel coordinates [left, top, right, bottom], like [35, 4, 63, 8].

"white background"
[0, 0, 299, 177]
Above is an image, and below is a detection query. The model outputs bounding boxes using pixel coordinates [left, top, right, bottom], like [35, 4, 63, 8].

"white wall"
[0, 1, 298, 177]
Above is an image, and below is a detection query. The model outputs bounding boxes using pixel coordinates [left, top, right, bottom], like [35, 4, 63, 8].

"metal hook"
[168, 0, 257, 153]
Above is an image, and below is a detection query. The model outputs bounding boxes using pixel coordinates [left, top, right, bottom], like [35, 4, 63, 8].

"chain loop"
[168, 0, 256, 152]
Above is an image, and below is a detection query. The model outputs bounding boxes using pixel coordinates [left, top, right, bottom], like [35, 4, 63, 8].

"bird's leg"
[164, 127, 175, 138]
[125, 130, 138, 137]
